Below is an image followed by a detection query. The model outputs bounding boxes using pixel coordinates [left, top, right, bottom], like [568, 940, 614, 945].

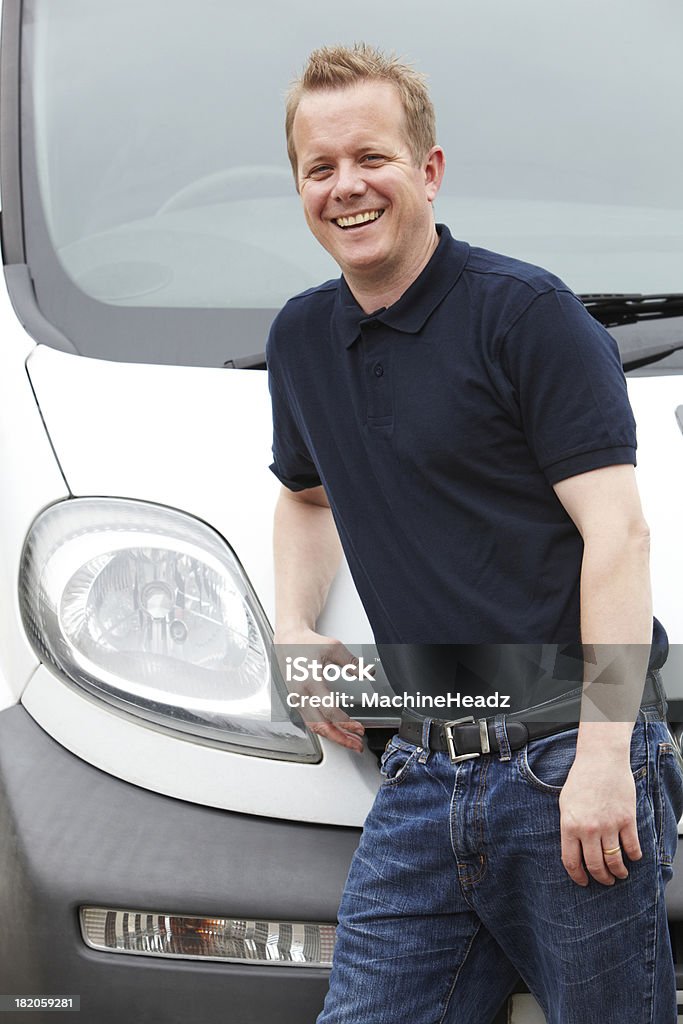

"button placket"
[360, 322, 393, 429]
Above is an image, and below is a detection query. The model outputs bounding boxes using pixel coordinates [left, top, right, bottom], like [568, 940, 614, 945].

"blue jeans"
[317, 686, 683, 1024]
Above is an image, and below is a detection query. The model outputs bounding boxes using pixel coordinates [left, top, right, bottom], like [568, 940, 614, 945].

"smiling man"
[288, 78, 443, 310]
[266, 43, 683, 1024]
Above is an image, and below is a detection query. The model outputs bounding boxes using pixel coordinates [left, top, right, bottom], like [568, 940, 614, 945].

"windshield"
[14, 0, 683, 364]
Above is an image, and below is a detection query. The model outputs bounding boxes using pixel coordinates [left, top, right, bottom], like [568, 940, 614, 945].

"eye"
[362, 153, 385, 164]
[307, 164, 333, 179]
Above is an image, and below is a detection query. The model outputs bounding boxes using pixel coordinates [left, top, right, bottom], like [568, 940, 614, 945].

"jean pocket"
[379, 738, 420, 787]
[518, 723, 649, 794]
[653, 738, 683, 867]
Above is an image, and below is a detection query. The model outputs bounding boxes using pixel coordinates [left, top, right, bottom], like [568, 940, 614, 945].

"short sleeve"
[500, 288, 637, 484]
[267, 366, 322, 492]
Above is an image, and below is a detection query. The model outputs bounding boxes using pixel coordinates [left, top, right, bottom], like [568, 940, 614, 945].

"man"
[267, 43, 683, 1023]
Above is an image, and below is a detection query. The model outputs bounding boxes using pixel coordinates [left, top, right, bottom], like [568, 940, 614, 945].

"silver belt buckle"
[443, 716, 481, 763]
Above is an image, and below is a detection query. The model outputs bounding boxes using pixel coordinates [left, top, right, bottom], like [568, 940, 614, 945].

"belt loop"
[493, 715, 512, 762]
[418, 717, 432, 763]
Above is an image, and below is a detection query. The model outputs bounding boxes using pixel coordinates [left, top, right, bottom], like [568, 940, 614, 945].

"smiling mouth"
[335, 209, 385, 229]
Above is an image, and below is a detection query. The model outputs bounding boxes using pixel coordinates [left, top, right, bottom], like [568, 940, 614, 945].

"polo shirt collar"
[333, 224, 470, 348]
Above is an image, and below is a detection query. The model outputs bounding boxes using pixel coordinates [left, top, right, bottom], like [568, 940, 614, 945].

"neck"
[345, 226, 440, 314]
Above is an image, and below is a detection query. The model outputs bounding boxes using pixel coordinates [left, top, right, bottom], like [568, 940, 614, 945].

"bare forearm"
[273, 488, 343, 637]
[270, 488, 365, 753]
[576, 528, 652, 753]
[552, 466, 651, 883]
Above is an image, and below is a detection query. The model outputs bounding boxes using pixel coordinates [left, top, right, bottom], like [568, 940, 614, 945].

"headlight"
[80, 907, 336, 967]
[19, 498, 319, 761]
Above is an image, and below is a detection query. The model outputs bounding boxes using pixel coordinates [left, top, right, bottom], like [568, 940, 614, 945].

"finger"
[299, 700, 365, 751]
[299, 684, 366, 733]
[320, 707, 365, 735]
[322, 643, 376, 678]
[619, 819, 642, 863]
[337, 718, 365, 734]
[560, 833, 589, 887]
[309, 720, 365, 752]
[336, 724, 366, 750]
[582, 836, 615, 885]
[600, 837, 629, 879]
[319, 701, 365, 748]
[321, 642, 359, 668]
[324, 707, 365, 738]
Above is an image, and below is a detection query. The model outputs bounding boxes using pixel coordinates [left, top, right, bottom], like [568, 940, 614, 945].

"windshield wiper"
[220, 299, 683, 372]
[579, 293, 683, 328]
[222, 353, 266, 369]
[621, 342, 683, 372]
[576, 293, 683, 369]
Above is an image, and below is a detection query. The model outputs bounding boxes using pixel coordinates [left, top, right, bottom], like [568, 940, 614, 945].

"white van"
[1, 1, 682, 1021]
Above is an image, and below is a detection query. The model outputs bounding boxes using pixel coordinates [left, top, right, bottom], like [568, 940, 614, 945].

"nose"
[333, 160, 368, 203]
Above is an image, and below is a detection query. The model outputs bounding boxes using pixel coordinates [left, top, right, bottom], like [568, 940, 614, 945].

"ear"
[423, 146, 445, 202]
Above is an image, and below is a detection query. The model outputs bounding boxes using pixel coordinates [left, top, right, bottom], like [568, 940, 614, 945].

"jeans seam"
[474, 756, 490, 873]
[656, 743, 667, 864]
[452, 762, 489, 889]
[448, 767, 462, 882]
[380, 746, 420, 787]
[655, 743, 678, 866]
[645, 862, 661, 1024]
[457, 854, 487, 888]
[518, 749, 649, 794]
[517, 723, 650, 794]
[448, 769, 480, 904]
[437, 921, 482, 1024]
[643, 719, 659, 1024]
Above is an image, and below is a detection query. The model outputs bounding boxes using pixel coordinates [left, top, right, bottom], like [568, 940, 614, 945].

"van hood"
[21, 343, 380, 826]
[25, 343, 373, 642]
[25, 345, 683, 649]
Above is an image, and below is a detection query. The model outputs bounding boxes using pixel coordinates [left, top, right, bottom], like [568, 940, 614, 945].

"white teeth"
[335, 210, 384, 228]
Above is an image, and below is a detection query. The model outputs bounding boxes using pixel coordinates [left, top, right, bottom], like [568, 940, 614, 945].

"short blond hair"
[285, 42, 436, 179]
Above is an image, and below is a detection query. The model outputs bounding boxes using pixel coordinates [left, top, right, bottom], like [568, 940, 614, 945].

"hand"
[273, 627, 366, 753]
[558, 753, 642, 886]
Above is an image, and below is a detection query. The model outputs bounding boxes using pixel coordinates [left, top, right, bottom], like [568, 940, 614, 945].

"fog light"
[80, 907, 336, 967]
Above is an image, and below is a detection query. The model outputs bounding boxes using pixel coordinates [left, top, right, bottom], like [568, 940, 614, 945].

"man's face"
[292, 81, 443, 285]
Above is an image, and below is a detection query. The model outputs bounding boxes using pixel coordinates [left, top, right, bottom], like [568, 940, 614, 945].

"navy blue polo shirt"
[267, 225, 664, 664]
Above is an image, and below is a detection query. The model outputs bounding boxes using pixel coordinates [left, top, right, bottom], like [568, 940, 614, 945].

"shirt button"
[374, 363, 384, 377]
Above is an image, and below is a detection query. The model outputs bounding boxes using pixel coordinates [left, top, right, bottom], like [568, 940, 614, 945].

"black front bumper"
[0, 705, 361, 1023]
[4, 704, 683, 1023]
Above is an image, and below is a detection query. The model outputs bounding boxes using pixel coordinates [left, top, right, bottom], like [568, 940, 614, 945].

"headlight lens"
[19, 498, 319, 761]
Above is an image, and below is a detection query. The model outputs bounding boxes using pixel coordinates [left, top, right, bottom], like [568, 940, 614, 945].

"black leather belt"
[398, 672, 662, 762]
